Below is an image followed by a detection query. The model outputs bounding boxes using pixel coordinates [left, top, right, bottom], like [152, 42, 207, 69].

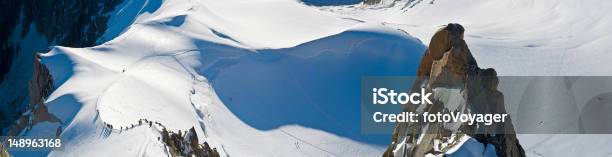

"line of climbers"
[100, 118, 219, 157]
[102, 118, 163, 133]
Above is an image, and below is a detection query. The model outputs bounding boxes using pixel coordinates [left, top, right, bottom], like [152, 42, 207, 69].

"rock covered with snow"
[384, 23, 525, 157]
[161, 127, 220, 157]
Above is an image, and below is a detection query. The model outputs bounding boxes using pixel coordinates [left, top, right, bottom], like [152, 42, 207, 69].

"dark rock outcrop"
[364, 0, 383, 5]
[6, 54, 61, 136]
[161, 127, 220, 157]
[384, 23, 525, 157]
[28, 54, 53, 110]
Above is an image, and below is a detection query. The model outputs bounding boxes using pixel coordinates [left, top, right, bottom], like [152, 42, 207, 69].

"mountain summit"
[384, 23, 526, 157]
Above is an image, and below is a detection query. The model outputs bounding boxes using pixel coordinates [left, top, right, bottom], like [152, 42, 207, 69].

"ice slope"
[19, 0, 429, 156]
[315, 0, 612, 156]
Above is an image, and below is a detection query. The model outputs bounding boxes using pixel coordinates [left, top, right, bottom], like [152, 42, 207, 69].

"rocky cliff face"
[6, 54, 61, 136]
[383, 24, 525, 157]
[28, 54, 53, 111]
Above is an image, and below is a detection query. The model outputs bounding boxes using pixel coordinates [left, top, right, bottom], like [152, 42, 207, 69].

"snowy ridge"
[18, 0, 428, 156]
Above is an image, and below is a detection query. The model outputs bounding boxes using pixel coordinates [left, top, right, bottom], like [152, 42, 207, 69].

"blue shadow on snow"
[204, 30, 426, 146]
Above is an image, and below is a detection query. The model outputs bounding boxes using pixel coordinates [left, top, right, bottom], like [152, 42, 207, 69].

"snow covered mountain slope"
[16, 0, 428, 156]
[315, 0, 612, 156]
[14, 0, 612, 156]
[322, 0, 612, 76]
